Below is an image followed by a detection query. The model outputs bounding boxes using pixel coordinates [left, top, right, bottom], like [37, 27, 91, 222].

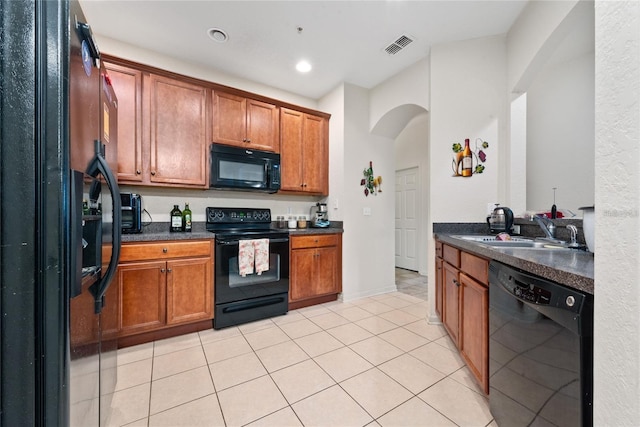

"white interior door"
[395, 167, 419, 271]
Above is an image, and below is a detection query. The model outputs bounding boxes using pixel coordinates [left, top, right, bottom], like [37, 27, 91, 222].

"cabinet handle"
[167, 268, 172, 273]
[453, 279, 461, 287]
[136, 170, 141, 175]
[163, 248, 168, 253]
[161, 268, 166, 273]
[151, 171, 156, 176]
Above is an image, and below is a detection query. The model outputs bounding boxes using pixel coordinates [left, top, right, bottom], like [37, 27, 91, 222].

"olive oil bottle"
[182, 203, 192, 232]
[170, 205, 182, 232]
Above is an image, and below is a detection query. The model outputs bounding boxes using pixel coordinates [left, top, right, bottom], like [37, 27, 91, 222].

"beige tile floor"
[106, 269, 495, 427]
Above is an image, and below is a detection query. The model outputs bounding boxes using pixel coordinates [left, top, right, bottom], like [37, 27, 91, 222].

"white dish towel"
[238, 239, 270, 277]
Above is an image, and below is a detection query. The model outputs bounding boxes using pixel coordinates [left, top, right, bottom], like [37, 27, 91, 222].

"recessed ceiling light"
[207, 28, 228, 43]
[296, 60, 312, 73]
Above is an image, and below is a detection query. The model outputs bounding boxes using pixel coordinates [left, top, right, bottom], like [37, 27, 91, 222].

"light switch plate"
[363, 207, 371, 216]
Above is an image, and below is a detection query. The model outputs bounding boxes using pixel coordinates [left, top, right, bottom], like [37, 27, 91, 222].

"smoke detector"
[384, 34, 414, 55]
[208, 28, 228, 43]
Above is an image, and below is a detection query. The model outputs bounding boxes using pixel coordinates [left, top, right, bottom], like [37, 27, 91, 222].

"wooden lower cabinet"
[119, 261, 166, 335]
[166, 257, 213, 325]
[290, 233, 342, 309]
[459, 272, 489, 394]
[115, 240, 214, 344]
[435, 239, 489, 394]
[442, 261, 461, 345]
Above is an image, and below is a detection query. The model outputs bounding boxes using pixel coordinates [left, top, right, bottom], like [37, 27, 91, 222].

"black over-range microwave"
[210, 144, 281, 193]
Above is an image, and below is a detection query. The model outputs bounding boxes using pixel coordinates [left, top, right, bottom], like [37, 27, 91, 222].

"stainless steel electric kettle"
[487, 206, 514, 233]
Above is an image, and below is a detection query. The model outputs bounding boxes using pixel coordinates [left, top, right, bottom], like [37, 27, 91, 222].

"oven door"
[214, 233, 289, 328]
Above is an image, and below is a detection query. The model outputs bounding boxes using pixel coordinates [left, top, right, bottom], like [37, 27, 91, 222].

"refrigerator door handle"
[86, 140, 121, 314]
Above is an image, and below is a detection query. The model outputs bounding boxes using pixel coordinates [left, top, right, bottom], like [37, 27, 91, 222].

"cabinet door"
[212, 91, 246, 147]
[118, 261, 166, 336]
[147, 74, 208, 187]
[290, 247, 316, 301]
[104, 62, 143, 183]
[301, 114, 328, 195]
[166, 257, 213, 325]
[280, 108, 305, 191]
[290, 246, 339, 301]
[435, 257, 443, 319]
[314, 246, 339, 295]
[443, 261, 460, 347]
[459, 272, 489, 394]
[246, 99, 279, 152]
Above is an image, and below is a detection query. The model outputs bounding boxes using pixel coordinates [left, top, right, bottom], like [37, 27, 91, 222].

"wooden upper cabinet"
[280, 108, 304, 191]
[280, 108, 328, 195]
[103, 61, 143, 183]
[146, 74, 209, 187]
[212, 91, 279, 152]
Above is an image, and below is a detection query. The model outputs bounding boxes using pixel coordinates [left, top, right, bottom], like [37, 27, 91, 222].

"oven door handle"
[216, 237, 290, 246]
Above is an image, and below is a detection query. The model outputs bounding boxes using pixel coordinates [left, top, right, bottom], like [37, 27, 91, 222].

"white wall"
[341, 84, 397, 301]
[593, 1, 640, 424]
[319, 85, 346, 223]
[369, 58, 430, 135]
[429, 36, 506, 224]
[526, 52, 595, 214]
[395, 113, 429, 275]
[507, 0, 580, 93]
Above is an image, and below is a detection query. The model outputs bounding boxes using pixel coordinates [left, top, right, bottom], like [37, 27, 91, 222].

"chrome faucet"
[534, 215, 557, 240]
[567, 224, 581, 248]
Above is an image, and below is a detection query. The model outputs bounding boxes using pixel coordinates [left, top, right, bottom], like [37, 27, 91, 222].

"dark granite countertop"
[121, 221, 344, 242]
[434, 232, 594, 295]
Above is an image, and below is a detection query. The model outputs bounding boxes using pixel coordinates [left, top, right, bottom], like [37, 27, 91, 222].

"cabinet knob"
[453, 279, 461, 287]
[300, 183, 305, 188]
[167, 268, 172, 273]
[136, 170, 141, 175]
[161, 268, 166, 273]
[163, 248, 168, 253]
[151, 171, 156, 176]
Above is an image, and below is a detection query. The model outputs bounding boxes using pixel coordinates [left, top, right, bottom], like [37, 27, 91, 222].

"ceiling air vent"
[384, 34, 414, 55]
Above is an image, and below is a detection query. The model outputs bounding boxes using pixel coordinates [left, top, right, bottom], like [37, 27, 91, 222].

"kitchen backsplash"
[121, 185, 328, 224]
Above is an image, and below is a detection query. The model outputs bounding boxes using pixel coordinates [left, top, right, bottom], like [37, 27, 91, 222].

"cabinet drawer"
[442, 244, 460, 267]
[291, 234, 339, 249]
[119, 240, 212, 262]
[461, 251, 489, 285]
[435, 241, 443, 258]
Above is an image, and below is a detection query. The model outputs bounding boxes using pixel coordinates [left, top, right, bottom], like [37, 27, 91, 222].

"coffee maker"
[310, 202, 330, 227]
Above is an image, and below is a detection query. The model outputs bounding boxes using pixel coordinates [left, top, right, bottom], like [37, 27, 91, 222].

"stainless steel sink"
[451, 235, 568, 250]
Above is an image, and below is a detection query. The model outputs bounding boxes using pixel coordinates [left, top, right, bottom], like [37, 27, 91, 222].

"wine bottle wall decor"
[451, 138, 490, 177]
[360, 161, 382, 196]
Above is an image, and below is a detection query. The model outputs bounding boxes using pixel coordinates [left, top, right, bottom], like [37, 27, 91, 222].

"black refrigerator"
[0, 0, 121, 425]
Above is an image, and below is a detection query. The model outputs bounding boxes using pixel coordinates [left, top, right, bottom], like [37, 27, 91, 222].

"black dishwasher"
[489, 261, 593, 427]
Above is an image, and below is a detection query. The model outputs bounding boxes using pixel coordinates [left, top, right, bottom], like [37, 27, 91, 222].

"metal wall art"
[451, 138, 490, 177]
[360, 161, 382, 196]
